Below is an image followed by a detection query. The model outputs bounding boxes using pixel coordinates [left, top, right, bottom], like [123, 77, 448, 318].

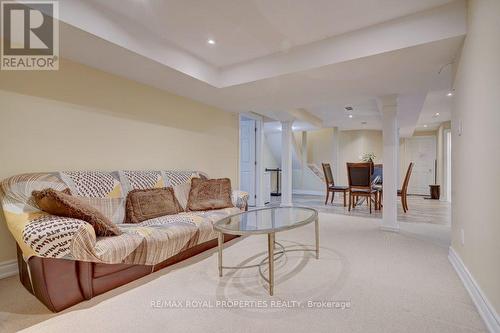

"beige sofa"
[0, 170, 248, 311]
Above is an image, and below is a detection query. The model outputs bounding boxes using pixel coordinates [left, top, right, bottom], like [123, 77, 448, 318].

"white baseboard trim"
[380, 224, 400, 233]
[292, 189, 324, 196]
[448, 247, 500, 333]
[0, 259, 18, 279]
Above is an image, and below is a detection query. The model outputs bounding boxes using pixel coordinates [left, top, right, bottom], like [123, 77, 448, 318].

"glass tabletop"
[214, 206, 318, 235]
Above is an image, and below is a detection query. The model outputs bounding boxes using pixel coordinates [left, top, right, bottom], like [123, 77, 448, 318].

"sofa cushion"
[172, 181, 191, 211]
[78, 197, 125, 224]
[111, 207, 242, 264]
[125, 187, 183, 223]
[59, 171, 123, 198]
[32, 188, 122, 237]
[187, 178, 234, 211]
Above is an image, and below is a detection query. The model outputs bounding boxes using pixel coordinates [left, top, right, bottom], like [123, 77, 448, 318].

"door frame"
[403, 135, 437, 195]
[443, 129, 452, 202]
[239, 113, 264, 207]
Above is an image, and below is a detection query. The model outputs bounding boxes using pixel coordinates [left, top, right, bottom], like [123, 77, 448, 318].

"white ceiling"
[82, 0, 454, 68]
[264, 121, 319, 134]
[415, 89, 453, 131]
[32, 0, 466, 137]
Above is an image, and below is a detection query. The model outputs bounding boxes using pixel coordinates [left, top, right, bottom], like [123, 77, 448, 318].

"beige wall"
[301, 127, 448, 190]
[0, 59, 239, 263]
[304, 129, 383, 185]
[451, 0, 500, 315]
[306, 128, 334, 168]
[339, 130, 383, 184]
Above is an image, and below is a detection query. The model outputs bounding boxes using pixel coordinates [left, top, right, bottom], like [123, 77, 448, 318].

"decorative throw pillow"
[187, 178, 234, 211]
[32, 188, 122, 237]
[125, 187, 183, 224]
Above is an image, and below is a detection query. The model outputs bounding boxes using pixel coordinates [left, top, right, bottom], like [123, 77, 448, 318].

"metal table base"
[218, 218, 319, 296]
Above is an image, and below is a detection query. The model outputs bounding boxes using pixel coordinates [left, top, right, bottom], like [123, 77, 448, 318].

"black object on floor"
[266, 168, 282, 197]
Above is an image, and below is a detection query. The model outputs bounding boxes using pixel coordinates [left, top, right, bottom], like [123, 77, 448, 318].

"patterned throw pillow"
[187, 178, 234, 211]
[32, 188, 122, 237]
[125, 187, 183, 223]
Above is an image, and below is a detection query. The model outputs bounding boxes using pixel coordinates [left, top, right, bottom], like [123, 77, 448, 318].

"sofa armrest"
[22, 214, 97, 259]
[232, 190, 249, 211]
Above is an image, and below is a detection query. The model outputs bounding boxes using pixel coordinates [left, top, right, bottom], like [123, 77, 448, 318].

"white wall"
[263, 134, 280, 193]
[451, 0, 500, 318]
[263, 135, 279, 170]
[436, 122, 451, 190]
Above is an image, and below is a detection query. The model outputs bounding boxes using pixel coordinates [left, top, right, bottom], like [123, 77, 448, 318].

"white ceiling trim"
[23, 0, 464, 138]
[35, 0, 220, 84]
[38, 0, 465, 88]
[220, 1, 466, 87]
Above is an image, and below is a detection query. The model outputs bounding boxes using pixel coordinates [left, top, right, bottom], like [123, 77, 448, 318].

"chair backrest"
[401, 162, 414, 194]
[347, 162, 372, 189]
[322, 163, 334, 186]
[372, 164, 383, 184]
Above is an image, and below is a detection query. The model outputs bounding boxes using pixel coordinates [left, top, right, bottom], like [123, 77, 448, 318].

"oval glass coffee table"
[214, 206, 319, 296]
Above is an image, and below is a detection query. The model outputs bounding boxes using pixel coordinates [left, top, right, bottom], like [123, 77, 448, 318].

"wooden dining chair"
[372, 164, 383, 210]
[398, 162, 414, 213]
[347, 162, 377, 214]
[322, 163, 349, 206]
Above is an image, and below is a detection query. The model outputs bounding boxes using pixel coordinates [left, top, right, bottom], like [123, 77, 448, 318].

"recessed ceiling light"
[348, 114, 353, 118]
[423, 124, 428, 128]
[447, 91, 454, 97]
[435, 112, 440, 116]
[207, 39, 216, 45]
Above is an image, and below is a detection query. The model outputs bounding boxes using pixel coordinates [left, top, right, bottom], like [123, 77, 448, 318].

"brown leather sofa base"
[17, 234, 238, 312]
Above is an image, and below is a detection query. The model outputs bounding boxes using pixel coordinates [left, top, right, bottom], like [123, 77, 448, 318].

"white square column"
[300, 131, 308, 188]
[380, 96, 400, 232]
[281, 121, 293, 206]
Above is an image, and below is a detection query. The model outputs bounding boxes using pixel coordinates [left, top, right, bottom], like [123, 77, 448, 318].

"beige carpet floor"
[0, 213, 486, 333]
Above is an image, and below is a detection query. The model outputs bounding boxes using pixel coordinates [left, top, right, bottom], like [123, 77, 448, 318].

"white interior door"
[240, 117, 256, 206]
[405, 136, 436, 195]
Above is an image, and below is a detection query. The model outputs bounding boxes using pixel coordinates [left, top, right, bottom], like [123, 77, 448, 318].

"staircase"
[307, 163, 325, 182]
[264, 132, 325, 192]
